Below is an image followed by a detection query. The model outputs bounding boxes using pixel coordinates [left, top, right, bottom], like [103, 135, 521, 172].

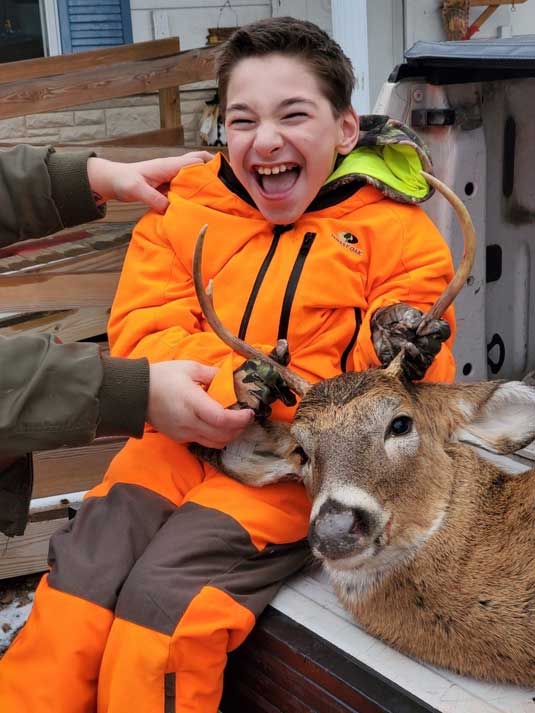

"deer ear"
[454, 381, 535, 454]
[203, 421, 302, 487]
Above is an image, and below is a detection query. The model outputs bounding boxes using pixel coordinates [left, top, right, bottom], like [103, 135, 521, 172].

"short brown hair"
[217, 17, 355, 118]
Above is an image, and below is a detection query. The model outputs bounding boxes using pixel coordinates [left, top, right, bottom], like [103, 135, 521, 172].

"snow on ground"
[0, 596, 33, 653]
[0, 574, 40, 656]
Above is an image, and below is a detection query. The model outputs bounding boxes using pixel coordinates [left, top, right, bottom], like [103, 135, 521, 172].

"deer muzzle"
[308, 498, 383, 561]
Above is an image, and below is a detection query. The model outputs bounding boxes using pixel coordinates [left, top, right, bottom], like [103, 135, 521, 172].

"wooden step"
[0, 438, 125, 580]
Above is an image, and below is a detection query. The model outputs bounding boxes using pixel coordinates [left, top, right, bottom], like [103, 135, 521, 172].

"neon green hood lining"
[325, 143, 430, 201]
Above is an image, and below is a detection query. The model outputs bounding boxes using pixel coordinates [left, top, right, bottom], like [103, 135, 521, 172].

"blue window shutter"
[58, 0, 133, 53]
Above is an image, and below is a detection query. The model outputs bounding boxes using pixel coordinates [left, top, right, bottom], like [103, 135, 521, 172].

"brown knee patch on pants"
[48, 483, 176, 609]
[115, 501, 310, 635]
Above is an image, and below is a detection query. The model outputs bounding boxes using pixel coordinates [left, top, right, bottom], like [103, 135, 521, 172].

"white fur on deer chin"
[326, 550, 410, 601]
[222, 436, 297, 485]
[408, 507, 447, 552]
[321, 507, 447, 601]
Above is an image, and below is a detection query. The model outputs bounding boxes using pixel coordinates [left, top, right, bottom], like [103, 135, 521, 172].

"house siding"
[129, 0, 332, 49]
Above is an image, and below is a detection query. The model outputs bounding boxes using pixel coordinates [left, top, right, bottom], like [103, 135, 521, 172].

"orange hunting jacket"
[108, 153, 455, 423]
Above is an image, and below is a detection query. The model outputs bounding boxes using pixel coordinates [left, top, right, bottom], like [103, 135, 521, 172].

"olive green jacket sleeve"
[0, 335, 149, 455]
[0, 144, 106, 245]
[0, 334, 150, 537]
[0, 146, 151, 536]
[0, 145, 150, 449]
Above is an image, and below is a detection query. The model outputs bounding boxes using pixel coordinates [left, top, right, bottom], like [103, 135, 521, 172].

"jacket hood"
[323, 115, 434, 205]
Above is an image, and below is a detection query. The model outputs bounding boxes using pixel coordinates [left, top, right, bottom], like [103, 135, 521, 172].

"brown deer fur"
[196, 370, 535, 685]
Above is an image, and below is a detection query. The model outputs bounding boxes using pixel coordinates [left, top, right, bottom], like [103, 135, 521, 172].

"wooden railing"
[0, 38, 217, 146]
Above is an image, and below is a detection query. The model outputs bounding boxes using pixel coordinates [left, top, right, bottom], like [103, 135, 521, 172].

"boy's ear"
[336, 107, 359, 156]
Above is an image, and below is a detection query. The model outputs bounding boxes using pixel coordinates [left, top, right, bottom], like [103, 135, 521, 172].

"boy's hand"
[148, 361, 254, 448]
[233, 345, 296, 419]
[371, 303, 451, 380]
[86, 152, 213, 213]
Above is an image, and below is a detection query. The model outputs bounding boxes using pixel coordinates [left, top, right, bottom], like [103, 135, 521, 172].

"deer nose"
[308, 498, 378, 560]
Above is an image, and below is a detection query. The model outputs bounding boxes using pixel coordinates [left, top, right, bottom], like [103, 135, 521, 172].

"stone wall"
[0, 82, 217, 147]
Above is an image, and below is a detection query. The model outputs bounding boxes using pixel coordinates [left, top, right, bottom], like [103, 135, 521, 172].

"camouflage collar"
[320, 115, 434, 205]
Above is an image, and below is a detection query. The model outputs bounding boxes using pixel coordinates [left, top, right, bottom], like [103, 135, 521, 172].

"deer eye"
[291, 446, 309, 465]
[389, 416, 413, 436]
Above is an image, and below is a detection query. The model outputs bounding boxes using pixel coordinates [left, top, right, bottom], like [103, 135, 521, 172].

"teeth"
[257, 164, 292, 175]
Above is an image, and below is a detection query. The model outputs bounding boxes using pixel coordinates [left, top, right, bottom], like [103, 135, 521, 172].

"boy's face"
[224, 54, 359, 224]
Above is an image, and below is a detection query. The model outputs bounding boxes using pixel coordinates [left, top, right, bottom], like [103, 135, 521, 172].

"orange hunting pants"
[0, 433, 310, 713]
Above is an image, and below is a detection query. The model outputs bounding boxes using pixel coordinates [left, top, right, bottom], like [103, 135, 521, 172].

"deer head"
[294, 372, 535, 590]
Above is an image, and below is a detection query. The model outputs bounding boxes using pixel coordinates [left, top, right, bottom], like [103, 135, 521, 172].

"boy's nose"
[253, 123, 284, 156]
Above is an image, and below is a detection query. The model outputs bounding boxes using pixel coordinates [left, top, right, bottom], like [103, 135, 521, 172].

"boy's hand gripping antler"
[374, 171, 476, 380]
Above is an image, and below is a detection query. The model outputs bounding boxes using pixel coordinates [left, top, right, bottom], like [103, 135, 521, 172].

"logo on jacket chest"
[331, 231, 362, 255]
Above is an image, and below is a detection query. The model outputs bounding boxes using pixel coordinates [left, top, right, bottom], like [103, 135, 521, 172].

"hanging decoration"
[442, 0, 527, 41]
[199, 93, 227, 147]
[442, 0, 470, 40]
[206, 0, 239, 46]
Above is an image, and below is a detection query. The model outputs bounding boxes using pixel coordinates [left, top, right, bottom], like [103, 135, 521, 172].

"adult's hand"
[86, 152, 214, 213]
[147, 360, 254, 448]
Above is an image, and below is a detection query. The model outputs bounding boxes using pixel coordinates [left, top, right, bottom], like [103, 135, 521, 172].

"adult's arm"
[0, 144, 104, 247]
[0, 333, 148, 455]
[0, 333, 252, 457]
[0, 146, 214, 248]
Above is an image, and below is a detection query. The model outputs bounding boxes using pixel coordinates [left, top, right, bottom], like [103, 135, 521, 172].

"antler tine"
[417, 171, 477, 334]
[384, 351, 404, 379]
[192, 224, 312, 398]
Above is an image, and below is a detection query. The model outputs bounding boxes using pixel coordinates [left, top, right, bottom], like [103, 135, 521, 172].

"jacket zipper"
[277, 232, 317, 341]
[340, 308, 362, 372]
[238, 224, 292, 340]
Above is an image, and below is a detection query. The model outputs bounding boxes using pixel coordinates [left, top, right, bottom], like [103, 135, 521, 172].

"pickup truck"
[221, 38, 535, 713]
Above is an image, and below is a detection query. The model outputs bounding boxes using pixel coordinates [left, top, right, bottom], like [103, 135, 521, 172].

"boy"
[0, 17, 454, 713]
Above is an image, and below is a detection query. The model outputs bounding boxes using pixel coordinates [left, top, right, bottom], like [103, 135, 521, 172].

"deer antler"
[417, 171, 476, 332]
[192, 224, 312, 397]
[386, 171, 477, 379]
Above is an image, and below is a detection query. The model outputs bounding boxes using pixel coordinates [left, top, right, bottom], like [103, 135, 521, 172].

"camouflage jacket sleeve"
[0, 145, 105, 247]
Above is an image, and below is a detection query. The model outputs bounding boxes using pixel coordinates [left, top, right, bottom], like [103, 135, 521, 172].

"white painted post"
[152, 11, 171, 40]
[331, 0, 370, 114]
[41, 0, 62, 55]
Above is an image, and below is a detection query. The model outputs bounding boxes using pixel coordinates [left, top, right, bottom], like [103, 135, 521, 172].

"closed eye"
[283, 112, 308, 120]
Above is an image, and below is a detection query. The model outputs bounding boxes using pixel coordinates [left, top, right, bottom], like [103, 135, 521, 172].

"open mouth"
[320, 542, 381, 571]
[253, 163, 301, 197]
